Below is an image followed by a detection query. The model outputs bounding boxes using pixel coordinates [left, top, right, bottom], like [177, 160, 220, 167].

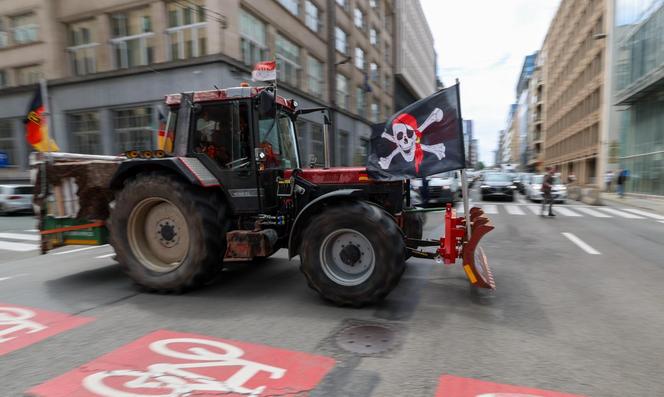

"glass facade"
[615, 1, 664, 195]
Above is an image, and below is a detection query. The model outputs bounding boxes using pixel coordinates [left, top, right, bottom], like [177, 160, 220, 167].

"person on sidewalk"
[617, 168, 629, 198]
[605, 170, 614, 192]
[541, 167, 556, 217]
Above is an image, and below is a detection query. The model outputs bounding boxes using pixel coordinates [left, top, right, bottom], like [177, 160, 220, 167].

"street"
[0, 187, 663, 397]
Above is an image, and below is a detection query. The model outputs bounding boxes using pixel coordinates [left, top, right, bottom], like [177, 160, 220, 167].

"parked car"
[525, 175, 567, 203]
[516, 173, 533, 194]
[410, 171, 461, 206]
[480, 173, 517, 201]
[0, 184, 34, 215]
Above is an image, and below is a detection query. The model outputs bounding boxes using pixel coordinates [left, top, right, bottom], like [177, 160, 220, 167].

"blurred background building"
[613, 0, 664, 196]
[0, 0, 436, 183]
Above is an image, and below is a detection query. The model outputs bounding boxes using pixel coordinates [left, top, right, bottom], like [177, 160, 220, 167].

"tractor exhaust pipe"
[323, 112, 332, 169]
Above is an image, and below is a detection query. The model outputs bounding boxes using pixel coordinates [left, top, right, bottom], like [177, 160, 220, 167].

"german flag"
[24, 87, 59, 152]
[157, 109, 173, 152]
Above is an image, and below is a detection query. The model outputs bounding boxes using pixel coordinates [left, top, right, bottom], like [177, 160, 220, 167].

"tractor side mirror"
[257, 90, 276, 118]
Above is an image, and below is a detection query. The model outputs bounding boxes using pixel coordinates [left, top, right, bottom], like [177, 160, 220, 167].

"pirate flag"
[367, 84, 464, 180]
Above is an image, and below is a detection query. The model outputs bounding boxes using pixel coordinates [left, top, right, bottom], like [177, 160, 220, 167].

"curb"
[600, 194, 664, 216]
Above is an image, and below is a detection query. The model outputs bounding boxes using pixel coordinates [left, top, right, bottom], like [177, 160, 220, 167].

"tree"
[477, 161, 485, 170]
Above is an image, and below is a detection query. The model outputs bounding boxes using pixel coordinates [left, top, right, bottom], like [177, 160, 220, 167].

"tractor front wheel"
[300, 201, 405, 306]
[110, 172, 227, 292]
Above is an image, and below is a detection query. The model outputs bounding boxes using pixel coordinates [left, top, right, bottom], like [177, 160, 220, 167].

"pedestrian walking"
[617, 169, 629, 198]
[605, 170, 614, 192]
[541, 167, 556, 217]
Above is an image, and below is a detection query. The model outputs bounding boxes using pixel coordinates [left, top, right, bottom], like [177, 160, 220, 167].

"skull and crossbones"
[379, 108, 446, 172]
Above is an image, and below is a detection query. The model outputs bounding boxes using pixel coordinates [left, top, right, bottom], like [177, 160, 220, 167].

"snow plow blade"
[462, 207, 495, 289]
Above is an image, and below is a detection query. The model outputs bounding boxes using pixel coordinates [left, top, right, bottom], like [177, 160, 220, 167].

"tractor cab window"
[193, 101, 251, 169]
[258, 110, 299, 169]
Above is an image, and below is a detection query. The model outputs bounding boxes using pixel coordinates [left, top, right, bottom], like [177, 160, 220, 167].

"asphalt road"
[0, 188, 663, 396]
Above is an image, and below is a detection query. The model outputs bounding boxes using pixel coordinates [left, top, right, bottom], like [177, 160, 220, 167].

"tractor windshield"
[258, 111, 299, 169]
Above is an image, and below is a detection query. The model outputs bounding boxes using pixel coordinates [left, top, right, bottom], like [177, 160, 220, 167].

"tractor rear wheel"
[299, 201, 405, 307]
[110, 172, 227, 292]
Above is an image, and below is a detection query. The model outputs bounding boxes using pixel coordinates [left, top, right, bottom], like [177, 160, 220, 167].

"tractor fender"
[110, 157, 233, 210]
[288, 189, 367, 259]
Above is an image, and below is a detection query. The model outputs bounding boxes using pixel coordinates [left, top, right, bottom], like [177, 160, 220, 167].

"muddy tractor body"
[35, 86, 494, 306]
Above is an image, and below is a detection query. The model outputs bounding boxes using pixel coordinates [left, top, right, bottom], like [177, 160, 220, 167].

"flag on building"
[252, 60, 277, 82]
[24, 86, 59, 152]
[157, 109, 173, 152]
[367, 84, 465, 180]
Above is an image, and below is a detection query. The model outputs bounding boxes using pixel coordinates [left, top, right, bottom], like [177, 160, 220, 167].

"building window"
[371, 102, 379, 122]
[355, 137, 369, 165]
[355, 47, 365, 70]
[354, 8, 364, 30]
[369, 28, 379, 46]
[307, 56, 323, 96]
[304, 1, 321, 32]
[276, 34, 301, 87]
[369, 62, 379, 82]
[384, 73, 391, 91]
[335, 27, 347, 54]
[0, 19, 8, 48]
[0, 70, 6, 88]
[0, 120, 16, 166]
[336, 74, 349, 110]
[15, 65, 42, 86]
[67, 20, 98, 76]
[384, 42, 391, 64]
[166, 0, 207, 60]
[336, 0, 348, 11]
[11, 13, 38, 45]
[69, 112, 101, 154]
[113, 107, 154, 152]
[278, 0, 299, 15]
[356, 86, 365, 116]
[370, 0, 378, 9]
[111, 8, 154, 69]
[240, 10, 267, 67]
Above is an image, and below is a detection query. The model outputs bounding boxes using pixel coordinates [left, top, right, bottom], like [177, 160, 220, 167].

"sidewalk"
[601, 192, 664, 215]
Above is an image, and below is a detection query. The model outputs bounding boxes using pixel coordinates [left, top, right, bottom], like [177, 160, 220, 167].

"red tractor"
[36, 86, 494, 306]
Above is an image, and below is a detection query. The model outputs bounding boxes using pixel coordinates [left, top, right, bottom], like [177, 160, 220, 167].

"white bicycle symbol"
[83, 337, 286, 397]
[0, 307, 47, 343]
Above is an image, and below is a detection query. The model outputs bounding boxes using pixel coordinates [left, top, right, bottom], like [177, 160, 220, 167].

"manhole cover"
[335, 324, 397, 354]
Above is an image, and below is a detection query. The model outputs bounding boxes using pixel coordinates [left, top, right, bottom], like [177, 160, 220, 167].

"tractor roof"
[164, 86, 295, 110]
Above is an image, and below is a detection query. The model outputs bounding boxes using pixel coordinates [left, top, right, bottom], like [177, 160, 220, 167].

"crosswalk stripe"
[505, 205, 525, 215]
[0, 241, 38, 252]
[574, 207, 612, 218]
[526, 205, 541, 215]
[622, 208, 664, 220]
[553, 207, 581, 217]
[24, 229, 38, 232]
[516, 196, 527, 204]
[0, 232, 40, 241]
[599, 207, 645, 219]
[95, 253, 116, 259]
[482, 204, 498, 214]
[52, 245, 109, 255]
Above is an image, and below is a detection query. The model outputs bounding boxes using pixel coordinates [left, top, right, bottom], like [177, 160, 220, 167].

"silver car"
[0, 184, 34, 215]
[525, 175, 567, 203]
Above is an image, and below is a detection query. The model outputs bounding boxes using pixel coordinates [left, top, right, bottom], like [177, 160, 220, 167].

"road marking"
[481, 204, 498, 214]
[0, 274, 28, 282]
[0, 241, 38, 252]
[516, 196, 527, 204]
[0, 232, 40, 241]
[505, 205, 525, 215]
[436, 375, 586, 397]
[553, 207, 582, 217]
[526, 205, 542, 215]
[95, 253, 115, 259]
[52, 245, 109, 255]
[29, 329, 335, 397]
[599, 207, 645, 219]
[562, 232, 601, 255]
[575, 207, 612, 218]
[659, 220, 664, 224]
[24, 229, 38, 232]
[622, 208, 664, 220]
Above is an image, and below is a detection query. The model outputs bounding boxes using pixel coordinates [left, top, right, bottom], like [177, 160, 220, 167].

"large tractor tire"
[299, 201, 405, 307]
[109, 172, 228, 292]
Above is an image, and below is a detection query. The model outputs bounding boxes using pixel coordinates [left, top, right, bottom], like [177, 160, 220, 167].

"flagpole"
[456, 79, 471, 241]
[39, 79, 52, 155]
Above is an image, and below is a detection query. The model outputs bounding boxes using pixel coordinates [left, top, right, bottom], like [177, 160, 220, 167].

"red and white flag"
[252, 60, 277, 82]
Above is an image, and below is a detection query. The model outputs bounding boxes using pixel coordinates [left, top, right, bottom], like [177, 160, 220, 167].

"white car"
[410, 171, 461, 206]
[525, 175, 567, 203]
[0, 184, 34, 215]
